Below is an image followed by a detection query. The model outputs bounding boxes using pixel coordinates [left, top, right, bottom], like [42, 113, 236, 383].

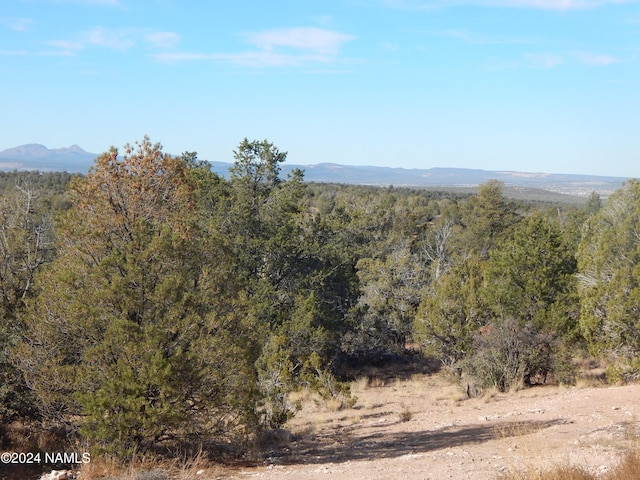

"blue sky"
[1, 0, 638, 177]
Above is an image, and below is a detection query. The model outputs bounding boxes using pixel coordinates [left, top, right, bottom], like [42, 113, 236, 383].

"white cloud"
[381, 0, 634, 10]
[46, 39, 85, 54]
[155, 27, 355, 68]
[0, 49, 28, 55]
[83, 26, 134, 49]
[1, 17, 33, 32]
[243, 27, 355, 55]
[494, 0, 631, 9]
[571, 51, 621, 65]
[145, 31, 181, 49]
[47, 27, 133, 54]
[51, 0, 121, 5]
[521, 50, 622, 68]
[47, 27, 180, 56]
[524, 52, 565, 68]
[433, 28, 534, 45]
[155, 50, 337, 68]
[379, 42, 400, 52]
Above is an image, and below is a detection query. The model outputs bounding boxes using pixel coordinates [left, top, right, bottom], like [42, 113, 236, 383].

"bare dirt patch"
[8, 373, 638, 479]
[223, 375, 640, 480]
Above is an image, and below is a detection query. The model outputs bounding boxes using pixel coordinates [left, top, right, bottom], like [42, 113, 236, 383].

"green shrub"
[465, 318, 553, 392]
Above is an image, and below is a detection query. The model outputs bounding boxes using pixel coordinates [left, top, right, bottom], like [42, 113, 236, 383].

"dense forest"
[0, 136, 638, 461]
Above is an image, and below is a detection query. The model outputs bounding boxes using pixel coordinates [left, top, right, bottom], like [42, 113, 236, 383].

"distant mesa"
[0, 143, 98, 172]
[0, 143, 631, 197]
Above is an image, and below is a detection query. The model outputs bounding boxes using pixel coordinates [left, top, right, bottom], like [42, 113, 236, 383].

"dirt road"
[224, 379, 640, 480]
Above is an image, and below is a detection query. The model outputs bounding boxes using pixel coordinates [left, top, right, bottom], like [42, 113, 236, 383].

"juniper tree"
[577, 180, 640, 376]
[16, 137, 259, 456]
[0, 181, 55, 421]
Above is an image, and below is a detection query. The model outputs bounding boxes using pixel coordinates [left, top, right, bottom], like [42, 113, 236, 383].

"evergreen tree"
[224, 139, 354, 425]
[16, 137, 258, 456]
[577, 180, 640, 373]
[354, 244, 428, 352]
[461, 180, 517, 258]
[414, 256, 488, 371]
[484, 212, 579, 335]
[0, 181, 55, 420]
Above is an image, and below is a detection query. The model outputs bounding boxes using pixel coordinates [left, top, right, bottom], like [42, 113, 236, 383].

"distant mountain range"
[0, 143, 631, 198]
[0, 143, 98, 173]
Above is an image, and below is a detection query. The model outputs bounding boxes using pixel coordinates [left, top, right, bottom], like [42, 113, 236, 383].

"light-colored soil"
[7, 371, 638, 480]
[221, 375, 640, 480]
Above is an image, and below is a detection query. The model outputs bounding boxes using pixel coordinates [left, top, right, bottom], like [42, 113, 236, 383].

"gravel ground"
[220, 378, 640, 480]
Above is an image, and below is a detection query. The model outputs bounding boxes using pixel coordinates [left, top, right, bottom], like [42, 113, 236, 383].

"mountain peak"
[67, 144, 86, 153]
[4, 144, 54, 159]
[0, 143, 98, 172]
[51, 145, 90, 156]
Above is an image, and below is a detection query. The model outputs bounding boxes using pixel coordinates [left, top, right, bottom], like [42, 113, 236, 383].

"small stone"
[40, 471, 69, 480]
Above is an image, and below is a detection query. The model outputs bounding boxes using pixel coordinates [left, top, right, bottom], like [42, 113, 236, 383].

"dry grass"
[501, 449, 640, 480]
[76, 449, 221, 480]
[368, 376, 386, 388]
[482, 386, 500, 402]
[32, 356, 638, 480]
[501, 437, 640, 480]
[434, 383, 467, 403]
[0, 420, 72, 452]
[493, 422, 539, 440]
[497, 367, 640, 480]
[574, 356, 608, 389]
[324, 396, 345, 412]
[352, 375, 371, 393]
[508, 377, 526, 394]
[398, 404, 412, 422]
[288, 387, 312, 405]
[607, 449, 640, 480]
[500, 465, 597, 480]
[575, 373, 607, 389]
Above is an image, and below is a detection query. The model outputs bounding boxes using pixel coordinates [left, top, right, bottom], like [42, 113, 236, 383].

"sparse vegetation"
[398, 404, 412, 422]
[1, 138, 640, 477]
[501, 449, 640, 480]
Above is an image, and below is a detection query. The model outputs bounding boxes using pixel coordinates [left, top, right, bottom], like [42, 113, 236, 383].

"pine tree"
[577, 180, 640, 374]
[16, 138, 259, 456]
[0, 181, 55, 420]
[484, 212, 578, 335]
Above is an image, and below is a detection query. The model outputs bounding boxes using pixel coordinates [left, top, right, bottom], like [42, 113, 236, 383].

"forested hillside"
[0, 137, 638, 463]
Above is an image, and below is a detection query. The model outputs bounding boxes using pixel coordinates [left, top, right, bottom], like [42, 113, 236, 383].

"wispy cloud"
[0, 49, 28, 56]
[0, 17, 33, 32]
[156, 50, 341, 67]
[145, 31, 181, 49]
[46, 39, 84, 54]
[492, 0, 632, 8]
[503, 0, 632, 9]
[47, 27, 133, 54]
[486, 50, 623, 70]
[381, 0, 634, 10]
[524, 52, 565, 68]
[84, 26, 135, 49]
[571, 51, 622, 65]
[522, 50, 622, 68]
[379, 42, 400, 52]
[46, 27, 180, 55]
[242, 27, 353, 55]
[50, 0, 121, 5]
[432, 28, 534, 45]
[154, 27, 356, 68]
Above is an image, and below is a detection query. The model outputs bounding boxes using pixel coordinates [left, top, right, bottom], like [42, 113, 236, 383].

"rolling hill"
[0, 143, 630, 198]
